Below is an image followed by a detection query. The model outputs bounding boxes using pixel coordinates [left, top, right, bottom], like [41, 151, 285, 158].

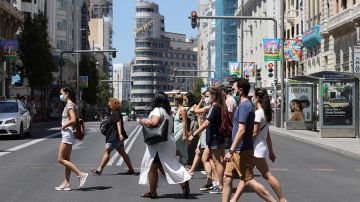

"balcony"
[286, 9, 297, 25]
[328, 7, 355, 32]
[320, 20, 329, 36]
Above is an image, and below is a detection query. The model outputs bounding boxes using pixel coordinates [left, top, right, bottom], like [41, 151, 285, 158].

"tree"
[18, 13, 57, 120]
[97, 70, 111, 108]
[192, 78, 204, 102]
[79, 56, 97, 105]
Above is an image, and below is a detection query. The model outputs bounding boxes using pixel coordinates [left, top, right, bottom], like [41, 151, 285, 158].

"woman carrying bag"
[138, 92, 192, 199]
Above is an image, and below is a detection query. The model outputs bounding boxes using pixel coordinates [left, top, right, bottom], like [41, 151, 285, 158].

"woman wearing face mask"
[90, 98, 135, 175]
[251, 88, 287, 202]
[190, 87, 226, 194]
[188, 90, 218, 191]
[55, 88, 88, 191]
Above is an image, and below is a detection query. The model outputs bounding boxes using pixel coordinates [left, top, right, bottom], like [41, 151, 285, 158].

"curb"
[270, 129, 360, 160]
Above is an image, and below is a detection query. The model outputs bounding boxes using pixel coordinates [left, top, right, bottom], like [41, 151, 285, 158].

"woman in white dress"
[138, 92, 192, 199]
[252, 88, 287, 202]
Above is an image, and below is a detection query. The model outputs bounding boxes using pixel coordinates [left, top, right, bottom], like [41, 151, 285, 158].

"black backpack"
[99, 114, 112, 136]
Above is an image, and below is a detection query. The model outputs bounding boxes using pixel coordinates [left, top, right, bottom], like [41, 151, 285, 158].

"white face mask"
[204, 97, 211, 105]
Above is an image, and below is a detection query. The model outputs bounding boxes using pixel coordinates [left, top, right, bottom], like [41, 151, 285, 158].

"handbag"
[142, 118, 169, 145]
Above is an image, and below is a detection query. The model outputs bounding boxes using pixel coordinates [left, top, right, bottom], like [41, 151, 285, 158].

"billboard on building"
[263, 39, 280, 61]
[243, 62, 255, 82]
[287, 84, 312, 122]
[0, 40, 18, 61]
[284, 39, 302, 61]
[321, 81, 355, 127]
[228, 62, 240, 76]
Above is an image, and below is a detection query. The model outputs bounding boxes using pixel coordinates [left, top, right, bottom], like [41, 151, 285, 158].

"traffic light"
[190, 11, 198, 29]
[172, 68, 177, 80]
[256, 68, 261, 81]
[112, 51, 116, 58]
[267, 63, 274, 77]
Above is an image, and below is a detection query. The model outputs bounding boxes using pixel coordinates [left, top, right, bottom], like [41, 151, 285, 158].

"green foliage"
[18, 13, 57, 90]
[79, 56, 97, 104]
[97, 70, 111, 107]
[192, 78, 204, 102]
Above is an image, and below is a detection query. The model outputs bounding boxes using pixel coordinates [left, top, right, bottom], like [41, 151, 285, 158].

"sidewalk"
[269, 125, 360, 159]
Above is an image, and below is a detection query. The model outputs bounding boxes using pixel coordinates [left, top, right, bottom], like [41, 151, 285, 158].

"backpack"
[74, 119, 85, 140]
[99, 115, 112, 136]
[218, 105, 233, 137]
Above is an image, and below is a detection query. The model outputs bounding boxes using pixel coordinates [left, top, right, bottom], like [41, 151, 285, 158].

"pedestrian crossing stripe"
[269, 168, 289, 171]
[311, 168, 336, 172]
[355, 169, 360, 172]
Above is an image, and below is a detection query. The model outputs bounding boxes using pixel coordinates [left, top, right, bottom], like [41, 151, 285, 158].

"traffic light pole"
[191, 14, 283, 128]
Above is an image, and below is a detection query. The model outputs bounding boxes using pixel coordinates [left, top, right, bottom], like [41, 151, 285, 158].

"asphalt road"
[0, 121, 359, 202]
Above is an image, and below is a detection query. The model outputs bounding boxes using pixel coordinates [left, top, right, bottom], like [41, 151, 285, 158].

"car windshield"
[0, 102, 18, 113]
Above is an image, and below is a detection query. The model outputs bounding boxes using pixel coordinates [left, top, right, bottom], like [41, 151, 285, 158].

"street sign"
[353, 46, 360, 73]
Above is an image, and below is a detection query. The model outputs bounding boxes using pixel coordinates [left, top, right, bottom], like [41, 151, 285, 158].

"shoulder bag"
[142, 109, 169, 145]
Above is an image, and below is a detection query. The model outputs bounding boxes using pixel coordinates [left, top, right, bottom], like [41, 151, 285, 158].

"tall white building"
[113, 63, 131, 101]
[198, 0, 216, 82]
[14, 0, 45, 18]
[235, 0, 281, 88]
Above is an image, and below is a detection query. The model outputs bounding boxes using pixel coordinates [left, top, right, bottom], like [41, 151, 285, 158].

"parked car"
[0, 99, 32, 138]
[121, 112, 128, 122]
[329, 96, 347, 103]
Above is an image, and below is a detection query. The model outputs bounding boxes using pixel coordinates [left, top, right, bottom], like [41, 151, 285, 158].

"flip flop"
[141, 192, 158, 199]
[90, 168, 102, 175]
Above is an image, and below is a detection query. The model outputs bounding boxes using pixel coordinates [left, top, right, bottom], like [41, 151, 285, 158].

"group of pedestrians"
[53, 81, 287, 201]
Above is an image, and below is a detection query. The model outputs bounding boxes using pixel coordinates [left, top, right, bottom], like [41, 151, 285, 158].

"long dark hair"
[185, 92, 196, 106]
[255, 88, 272, 123]
[152, 92, 171, 115]
[209, 87, 225, 109]
[61, 87, 76, 102]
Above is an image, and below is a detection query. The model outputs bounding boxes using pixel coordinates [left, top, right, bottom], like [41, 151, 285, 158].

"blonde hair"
[108, 98, 121, 109]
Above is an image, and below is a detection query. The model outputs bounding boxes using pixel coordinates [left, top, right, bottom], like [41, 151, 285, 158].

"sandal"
[141, 192, 158, 199]
[124, 169, 135, 175]
[181, 181, 190, 198]
[90, 168, 102, 175]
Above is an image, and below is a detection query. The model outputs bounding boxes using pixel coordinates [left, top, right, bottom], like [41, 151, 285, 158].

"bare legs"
[210, 145, 225, 189]
[230, 179, 276, 202]
[95, 146, 134, 173]
[58, 143, 86, 184]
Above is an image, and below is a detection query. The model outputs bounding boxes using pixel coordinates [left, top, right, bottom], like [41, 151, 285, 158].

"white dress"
[139, 107, 192, 185]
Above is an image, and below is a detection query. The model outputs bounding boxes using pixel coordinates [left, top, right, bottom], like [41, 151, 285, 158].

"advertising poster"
[287, 85, 312, 121]
[79, 76, 89, 88]
[263, 38, 281, 61]
[0, 40, 18, 61]
[243, 62, 255, 81]
[228, 62, 240, 76]
[284, 39, 302, 61]
[321, 81, 354, 126]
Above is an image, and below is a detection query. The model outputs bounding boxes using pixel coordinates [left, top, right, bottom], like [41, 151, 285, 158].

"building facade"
[235, 0, 281, 88]
[215, 0, 237, 81]
[14, 0, 45, 18]
[131, 0, 197, 113]
[113, 63, 130, 101]
[198, 0, 216, 82]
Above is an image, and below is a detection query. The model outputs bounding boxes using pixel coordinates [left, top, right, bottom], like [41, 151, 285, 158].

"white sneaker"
[55, 182, 71, 191]
[200, 170, 206, 175]
[78, 173, 88, 188]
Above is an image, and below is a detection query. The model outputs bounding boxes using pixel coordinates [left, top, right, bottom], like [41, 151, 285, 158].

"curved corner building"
[132, 1, 171, 114]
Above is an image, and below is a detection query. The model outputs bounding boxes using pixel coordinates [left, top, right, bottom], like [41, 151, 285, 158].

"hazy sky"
[112, 0, 198, 64]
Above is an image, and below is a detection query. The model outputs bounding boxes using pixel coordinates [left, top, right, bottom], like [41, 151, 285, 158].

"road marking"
[117, 126, 142, 166]
[311, 168, 336, 172]
[107, 125, 140, 166]
[270, 168, 289, 171]
[354, 169, 360, 172]
[0, 152, 11, 157]
[73, 142, 84, 150]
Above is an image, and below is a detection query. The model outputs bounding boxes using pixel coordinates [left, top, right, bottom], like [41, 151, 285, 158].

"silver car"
[0, 100, 32, 138]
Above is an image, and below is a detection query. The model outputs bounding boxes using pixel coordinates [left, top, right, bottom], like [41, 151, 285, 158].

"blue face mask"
[60, 95, 66, 102]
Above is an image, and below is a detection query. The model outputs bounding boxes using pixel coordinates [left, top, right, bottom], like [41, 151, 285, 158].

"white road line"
[116, 126, 142, 166]
[72, 142, 84, 150]
[6, 132, 61, 152]
[0, 152, 11, 157]
[107, 125, 140, 166]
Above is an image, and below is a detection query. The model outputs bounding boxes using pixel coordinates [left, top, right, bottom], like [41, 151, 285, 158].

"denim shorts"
[106, 137, 124, 150]
[61, 128, 75, 145]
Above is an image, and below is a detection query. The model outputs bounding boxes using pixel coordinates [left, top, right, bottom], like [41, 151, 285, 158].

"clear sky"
[112, 0, 198, 64]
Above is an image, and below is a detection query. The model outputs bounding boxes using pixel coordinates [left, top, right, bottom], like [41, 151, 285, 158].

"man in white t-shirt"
[220, 86, 237, 120]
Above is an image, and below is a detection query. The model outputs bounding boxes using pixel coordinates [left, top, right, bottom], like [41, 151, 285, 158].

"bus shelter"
[289, 71, 359, 138]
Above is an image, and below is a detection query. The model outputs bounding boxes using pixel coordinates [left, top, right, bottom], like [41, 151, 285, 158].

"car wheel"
[26, 122, 32, 137]
[18, 123, 24, 138]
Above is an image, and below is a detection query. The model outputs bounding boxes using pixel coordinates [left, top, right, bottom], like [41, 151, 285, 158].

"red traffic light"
[191, 11, 197, 17]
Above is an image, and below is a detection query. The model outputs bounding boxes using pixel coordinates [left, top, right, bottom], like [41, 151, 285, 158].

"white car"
[0, 99, 32, 138]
